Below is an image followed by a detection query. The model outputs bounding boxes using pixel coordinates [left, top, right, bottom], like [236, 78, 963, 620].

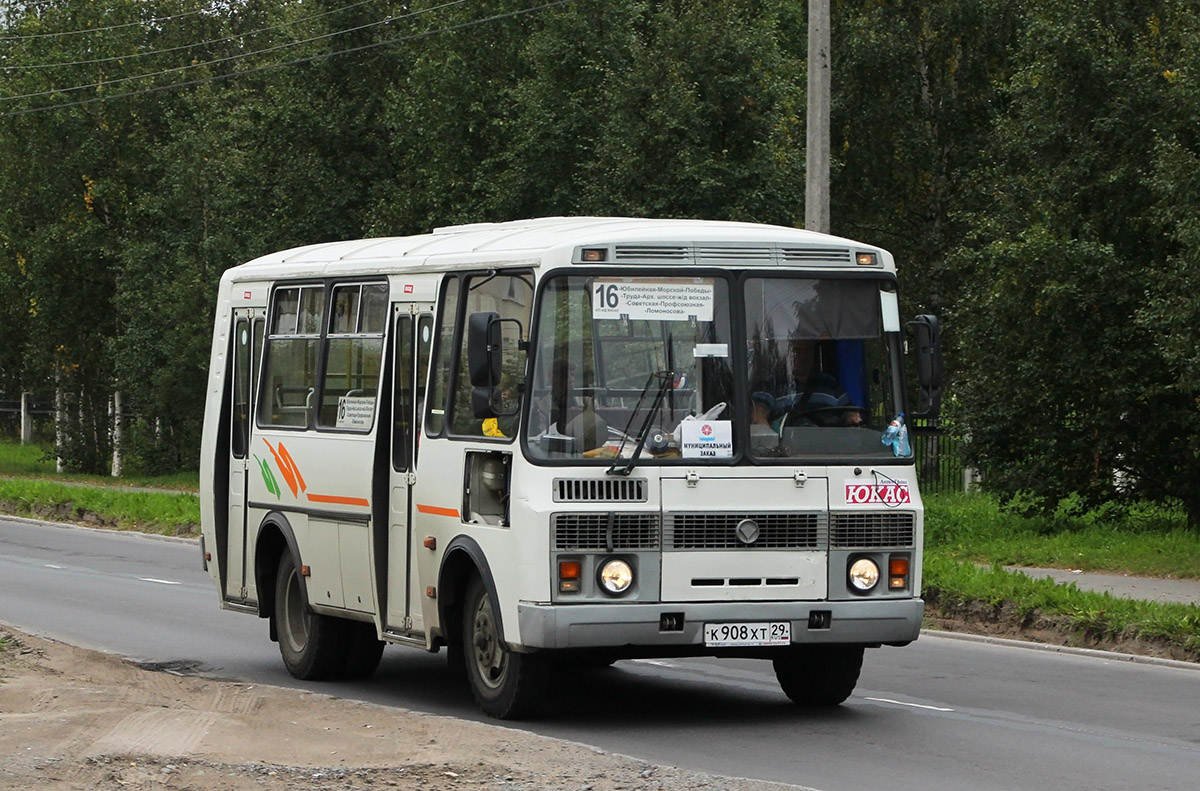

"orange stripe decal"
[278, 443, 307, 493]
[417, 504, 461, 518]
[306, 493, 370, 507]
[262, 439, 299, 497]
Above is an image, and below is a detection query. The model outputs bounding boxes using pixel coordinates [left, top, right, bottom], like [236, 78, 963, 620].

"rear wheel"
[773, 645, 865, 706]
[462, 576, 547, 719]
[275, 550, 348, 680]
[340, 621, 385, 680]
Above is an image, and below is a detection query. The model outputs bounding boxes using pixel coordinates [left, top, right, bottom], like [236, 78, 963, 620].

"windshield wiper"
[607, 370, 674, 476]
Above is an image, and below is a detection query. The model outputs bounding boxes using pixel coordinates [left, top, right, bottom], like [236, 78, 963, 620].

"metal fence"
[4, 394, 973, 492]
[911, 418, 972, 496]
[0, 395, 56, 442]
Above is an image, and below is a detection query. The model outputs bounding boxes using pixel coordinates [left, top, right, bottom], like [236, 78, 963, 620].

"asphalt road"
[2, 517, 1199, 791]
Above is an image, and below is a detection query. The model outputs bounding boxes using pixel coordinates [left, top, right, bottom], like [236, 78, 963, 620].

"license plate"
[703, 621, 791, 647]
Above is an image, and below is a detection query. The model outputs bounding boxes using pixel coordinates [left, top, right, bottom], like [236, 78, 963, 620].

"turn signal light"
[559, 559, 582, 593]
[889, 556, 910, 589]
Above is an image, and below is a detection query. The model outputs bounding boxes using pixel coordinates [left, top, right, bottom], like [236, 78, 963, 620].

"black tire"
[462, 576, 547, 719]
[773, 645, 865, 706]
[340, 620, 385, 680]
[275, 550, 348, 681]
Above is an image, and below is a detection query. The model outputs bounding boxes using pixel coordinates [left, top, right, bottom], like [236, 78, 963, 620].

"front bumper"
[517, 597, 923, 651]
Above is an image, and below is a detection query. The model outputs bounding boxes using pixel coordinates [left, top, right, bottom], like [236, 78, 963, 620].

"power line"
[0, 1, 470, 104]
[0, 2, 208, 41]
[0, 0, 582, 118]
[1, 0, 390, 72]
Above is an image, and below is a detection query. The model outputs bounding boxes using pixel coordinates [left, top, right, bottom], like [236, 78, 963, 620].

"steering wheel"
[784, 404, 870, 428]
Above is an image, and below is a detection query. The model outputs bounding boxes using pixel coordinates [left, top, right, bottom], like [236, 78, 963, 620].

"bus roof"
[226, 216, 894, 278]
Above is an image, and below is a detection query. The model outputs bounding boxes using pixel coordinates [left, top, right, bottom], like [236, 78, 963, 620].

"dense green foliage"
[1, 1, 1198, 526]
[951, 1, 1200, 527]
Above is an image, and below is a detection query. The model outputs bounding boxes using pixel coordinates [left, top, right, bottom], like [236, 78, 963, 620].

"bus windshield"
[744, 276, 902, 461]
[523, 272, 905, 463]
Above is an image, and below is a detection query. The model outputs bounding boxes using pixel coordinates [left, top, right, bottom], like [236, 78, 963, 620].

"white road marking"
[139, 578, 181, 586]
[865, 697, 954, 712]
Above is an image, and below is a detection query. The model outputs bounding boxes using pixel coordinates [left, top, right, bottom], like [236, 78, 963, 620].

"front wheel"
[275, 550, 348, 680]
[462, 576, 547, 719]
[773, 645, 865, 706]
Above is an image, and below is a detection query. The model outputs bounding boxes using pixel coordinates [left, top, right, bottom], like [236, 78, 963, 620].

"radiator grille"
[553, 512, 660, 550]
[665, 512, 824, 550]
[830, 512, 915, 548]
[553, 477, 647, 503]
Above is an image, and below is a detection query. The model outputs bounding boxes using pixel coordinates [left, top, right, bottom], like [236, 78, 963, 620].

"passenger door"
[226, 308, 264, 603]
[385, 305, 434, 635]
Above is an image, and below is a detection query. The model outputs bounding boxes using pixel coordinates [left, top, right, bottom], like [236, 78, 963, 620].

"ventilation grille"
[781, 247, 854, 265]
[605, 244, 859, 267]
[830, 512, 915, 548]
[613, 245, 688, 261]
[695, 246, 773, 262]
[553, 478, 647, 503]
[554, 513, 660, 550]
[665, 512, 824, 550]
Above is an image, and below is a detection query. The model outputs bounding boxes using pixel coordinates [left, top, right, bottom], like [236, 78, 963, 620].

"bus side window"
[231, 317, 251, 458]
[259, 285, 324, 429]
[320, 283, 387, 430]
[425, 277, 460, 437]
[414, 313, 433, 458]
[392, 314, 414, 471]
[447, 271, 532, 438]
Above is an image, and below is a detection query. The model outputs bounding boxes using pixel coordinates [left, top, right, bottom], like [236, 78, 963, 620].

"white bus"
[199, 217, 943, 718]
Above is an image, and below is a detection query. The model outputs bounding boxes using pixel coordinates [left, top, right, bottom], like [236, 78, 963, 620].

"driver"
[762, 340, 863, 427]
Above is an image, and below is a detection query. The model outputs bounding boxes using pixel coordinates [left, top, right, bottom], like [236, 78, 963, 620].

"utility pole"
[805, 0, 831, 234]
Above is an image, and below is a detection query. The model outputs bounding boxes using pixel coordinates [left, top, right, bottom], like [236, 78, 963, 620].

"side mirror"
[907, 314, 943, 418]
[467, 311, 524, 420]
[468, 311, 502, 419]
[468, 311, 502, 388]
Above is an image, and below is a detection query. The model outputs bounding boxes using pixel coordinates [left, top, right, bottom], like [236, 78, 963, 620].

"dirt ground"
[2, 605, 1193, 791]
[0, 628, 807, 791]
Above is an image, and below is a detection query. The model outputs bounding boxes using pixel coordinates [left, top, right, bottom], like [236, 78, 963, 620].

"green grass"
[926, 491, 1200, 579]
[0, 441, 198, 491]
[924, 492, 1200, 657]
[0, 475, 199, 537]
[923, 554, 1200, 654]
[0, 439, 199, 535]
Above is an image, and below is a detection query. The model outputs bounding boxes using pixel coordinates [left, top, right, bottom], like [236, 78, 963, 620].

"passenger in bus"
[750, 391, 781, 429]
[532, 358, 607, 453]
[482, 376, 519, 438]
[528, 358, 575, 437]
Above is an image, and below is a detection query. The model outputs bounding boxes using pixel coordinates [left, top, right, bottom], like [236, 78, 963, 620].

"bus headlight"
[848, 558, 880, 592]
[598, 558, 634, 595]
